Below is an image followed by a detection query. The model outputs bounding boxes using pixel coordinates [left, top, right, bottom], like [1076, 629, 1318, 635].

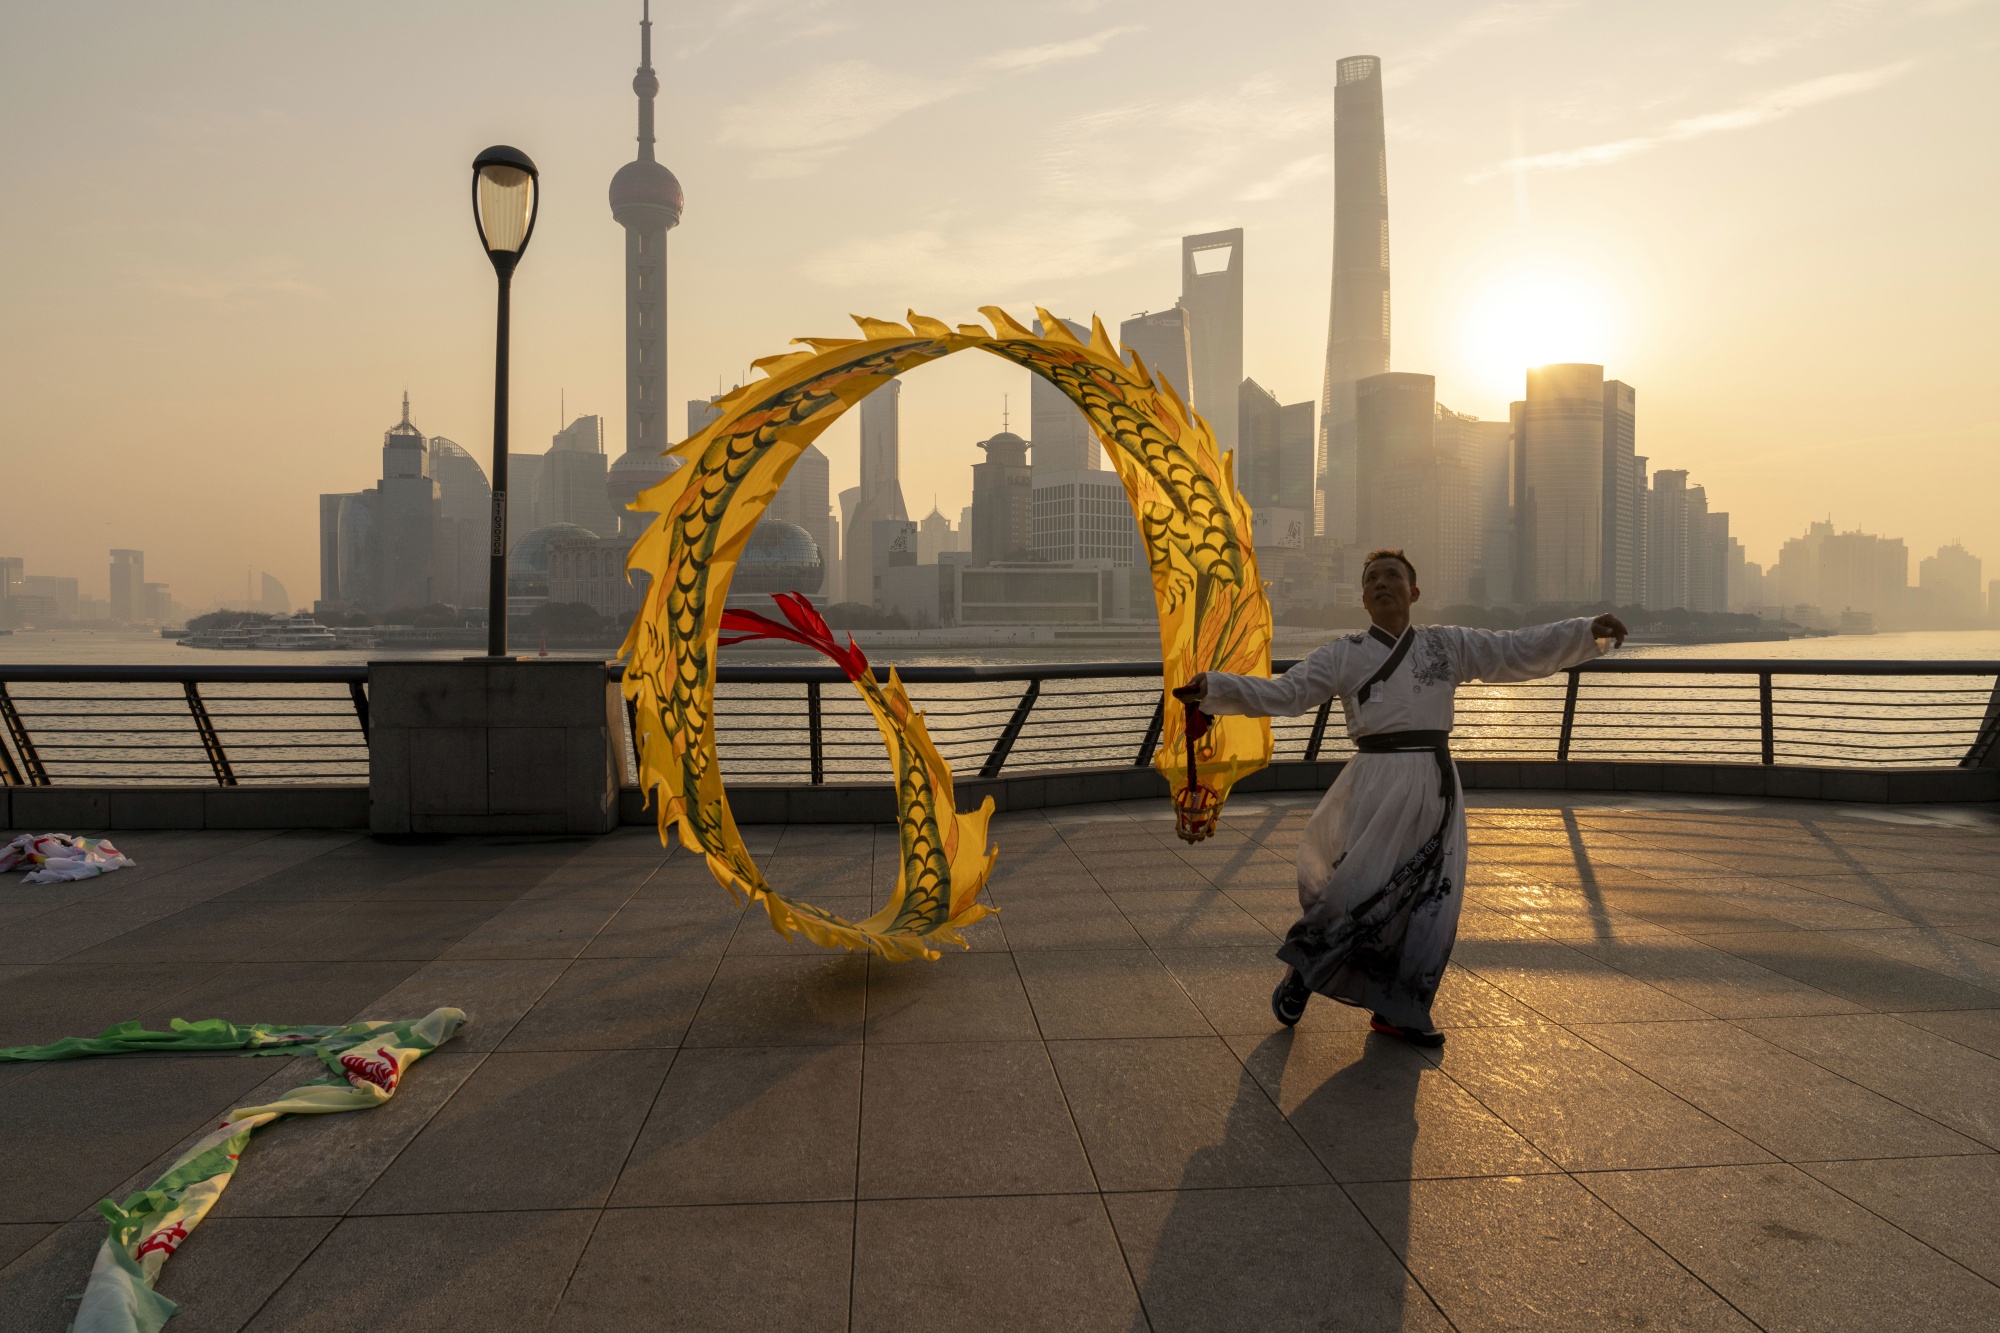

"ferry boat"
[181, 627, 258, 650]
[253, 616, 340, 650]
[1837, 610, 1877, 635]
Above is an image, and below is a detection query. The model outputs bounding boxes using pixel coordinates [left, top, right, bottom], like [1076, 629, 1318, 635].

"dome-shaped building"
[508, 523, 601, 600]
[728, 519, 823, 601]
[604, 449, 684, 537]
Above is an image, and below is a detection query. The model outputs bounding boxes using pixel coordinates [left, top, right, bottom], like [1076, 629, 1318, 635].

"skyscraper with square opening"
[1180, 229, 1244, 450]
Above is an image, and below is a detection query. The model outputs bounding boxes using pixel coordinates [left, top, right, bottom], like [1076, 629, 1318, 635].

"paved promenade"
[4, 792, 2000, 1331]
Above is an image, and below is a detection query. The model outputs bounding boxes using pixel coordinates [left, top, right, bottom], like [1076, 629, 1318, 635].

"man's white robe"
[1202, 617, 1607, 1029]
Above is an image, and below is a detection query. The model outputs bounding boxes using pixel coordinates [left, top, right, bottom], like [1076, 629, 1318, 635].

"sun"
[1457, 264, 1614, 402]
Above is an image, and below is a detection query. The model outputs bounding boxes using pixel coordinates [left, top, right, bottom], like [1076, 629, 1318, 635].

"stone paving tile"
[1892, 1006, 2000, 1057]
[243, 1210, 597, 1332]
[1434, 1023, 1771, 1171]
[1581, 1163, 2000, 1331]
[497, 955, 716, 1052]
[1013, 949, 1211, 1039]
[353, 1048, 674, 1214]
[434, 900, 626, 961]
[0, 961, 218, 1048]
[1452, 935, 1709, 1023]
[0, 1225, 52, 1271]
[682, 954, 867, 1046]
[356, 957, 568, 1051]
[613, 1044, 861, 1206]
[1666, 927, 2000, 1012]
[579, 895, 744, 959]
[725, 895, 872, 955]
[553, 1203, 853, 1331]
[995, 891, 1148, 950]
[1152, 945, 1364, 1036]
[852, 1194, 1143, 1333]
[1574, 1019, 1984, 1160]
[1801, 1154, 2000, 1285]
[140, 959, 427, 1031]
[151, 1215, 339, 1333]
[864, 952, 1038, 1043]
[209, 1052, 487, 1219]
[1565, 932, 1862, 1019]
[1231, 1030, 1554, 1183]
[859, 1041, 1094, 1198]
[1734, 1012, 2000, 1147]
[2, 1055, 286, 1225]
[1350, 1173, 1757, 1332]
[0, 1220, 105, 1331]
[1107, 1184, 1451, 1333]
[1048, 1036, 1327, 1192]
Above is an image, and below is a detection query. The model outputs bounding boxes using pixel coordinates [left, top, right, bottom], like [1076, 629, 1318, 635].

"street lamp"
[472, 144, 540, 658]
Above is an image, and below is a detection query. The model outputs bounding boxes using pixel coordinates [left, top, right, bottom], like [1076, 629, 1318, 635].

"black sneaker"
[1271, 968, 1310, 1027]
[1369, 1014, 1445, 1047]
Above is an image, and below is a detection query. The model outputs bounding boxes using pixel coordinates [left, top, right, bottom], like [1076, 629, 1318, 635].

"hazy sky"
[3, 0, 1996, 607]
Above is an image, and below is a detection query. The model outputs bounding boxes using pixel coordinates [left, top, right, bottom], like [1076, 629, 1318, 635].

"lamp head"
[472, 145, 540, 272]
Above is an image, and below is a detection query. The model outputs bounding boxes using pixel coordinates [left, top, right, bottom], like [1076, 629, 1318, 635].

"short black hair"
[1363, 548, 1417, 584]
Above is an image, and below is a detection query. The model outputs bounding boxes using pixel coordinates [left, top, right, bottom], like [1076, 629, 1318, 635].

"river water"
[4, 628, 1996, 785]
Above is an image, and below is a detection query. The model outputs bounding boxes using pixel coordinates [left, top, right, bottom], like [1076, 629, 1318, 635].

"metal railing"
[4, 659, 1997, 789]
[0, 666, 369, 787]
[700, 657, 2000, 784]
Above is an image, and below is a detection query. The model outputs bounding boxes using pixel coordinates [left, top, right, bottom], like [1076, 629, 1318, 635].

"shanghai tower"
[608, 1, 683, 470]
[1317, 55, 1390, 544]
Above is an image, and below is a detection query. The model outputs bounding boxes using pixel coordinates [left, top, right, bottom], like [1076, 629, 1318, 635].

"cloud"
[1466, 59, 1918, 181]
[1388, 1, 1578, 88]
[978, 25, 1143, 73]
[715, 26, 1142, 176]
[145, 257, 325, 312]
[801, 210, 1147, 298]
[1725, 0, 1887, 65]
[1238, 154, 1330, 202]
[1041, 75, 1337, 205]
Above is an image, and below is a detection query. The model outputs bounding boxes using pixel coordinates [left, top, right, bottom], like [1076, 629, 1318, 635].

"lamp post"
[471, 145, 540, 658]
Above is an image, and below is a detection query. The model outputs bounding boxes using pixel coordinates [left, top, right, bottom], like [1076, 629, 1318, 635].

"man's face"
[1362, 558, 1418, 617]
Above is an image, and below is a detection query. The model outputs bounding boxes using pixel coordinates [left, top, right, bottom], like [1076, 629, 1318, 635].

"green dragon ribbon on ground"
[618, 307, 1274, 957]
[1, 1008, 466, 1333]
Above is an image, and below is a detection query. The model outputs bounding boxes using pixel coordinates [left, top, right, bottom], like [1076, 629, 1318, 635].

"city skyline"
[1, 2, 1995, 607]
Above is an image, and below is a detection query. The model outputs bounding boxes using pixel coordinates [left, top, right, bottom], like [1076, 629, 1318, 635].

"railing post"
[807, 681, 825, 784]
[1759, 672, 1775, 765]
[981, 679, 1040, 779]
[183, 682, 237, 787]
[1556, 669, 1580, 763]
[1134, 695, 1165, 768]
[348, 680, 371, 741]
[1304, 698, 1334, 762]
[0, 682, 50, 786]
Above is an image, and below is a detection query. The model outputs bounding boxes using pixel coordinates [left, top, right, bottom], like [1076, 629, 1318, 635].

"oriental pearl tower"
[605, 0, 686, 537]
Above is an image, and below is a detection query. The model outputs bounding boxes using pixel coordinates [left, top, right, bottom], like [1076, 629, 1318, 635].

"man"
[1176, 549, 1625, 1045]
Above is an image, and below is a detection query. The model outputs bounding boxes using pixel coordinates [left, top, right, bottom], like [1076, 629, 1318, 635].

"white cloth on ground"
[1201, 617, 1607, 1028]
[0, 833, 137, 884]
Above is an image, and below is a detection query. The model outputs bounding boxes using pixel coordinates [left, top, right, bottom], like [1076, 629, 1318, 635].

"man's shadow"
[1126, 1026, 1436, 1332]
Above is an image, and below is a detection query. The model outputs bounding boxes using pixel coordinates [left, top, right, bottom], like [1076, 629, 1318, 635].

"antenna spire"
[1002, 393, 1009, 432]
[401, 390, 410, 426]
[633, 0, 659, 163]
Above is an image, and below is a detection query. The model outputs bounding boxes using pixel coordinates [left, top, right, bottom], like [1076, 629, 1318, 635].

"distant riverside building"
[970, 430, 1033, 568]
[25, 574, 79, 621]
[1516, 363, 1608, 604]
[843, 381, 909, 609]
[1601, 381, 1641, 606]
[767, 445, 834, 595]
[1644, 470, 1730, 612]
[1354, 373, 1481, 608]
[109, 549, 144, 623]
[1319, 54, 1391, 543]
[1119, 309, 1193, 405]
[609, 0, 683, 471]
[1032, 315, 1099, 476]
[0, 556, 21, 600]
[1237, 379, 1315, 530]
[1467, 416, 1515, 605]
[319, 396, 490, 614]
[536, 415, 620, 538]
[1031, 470, 1138, 566]
[1181, 229, 1244, 448]
[1918, 542, 1982, 620]
[917, 505, 959, 564]
[1770, 521, 1908, 620]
